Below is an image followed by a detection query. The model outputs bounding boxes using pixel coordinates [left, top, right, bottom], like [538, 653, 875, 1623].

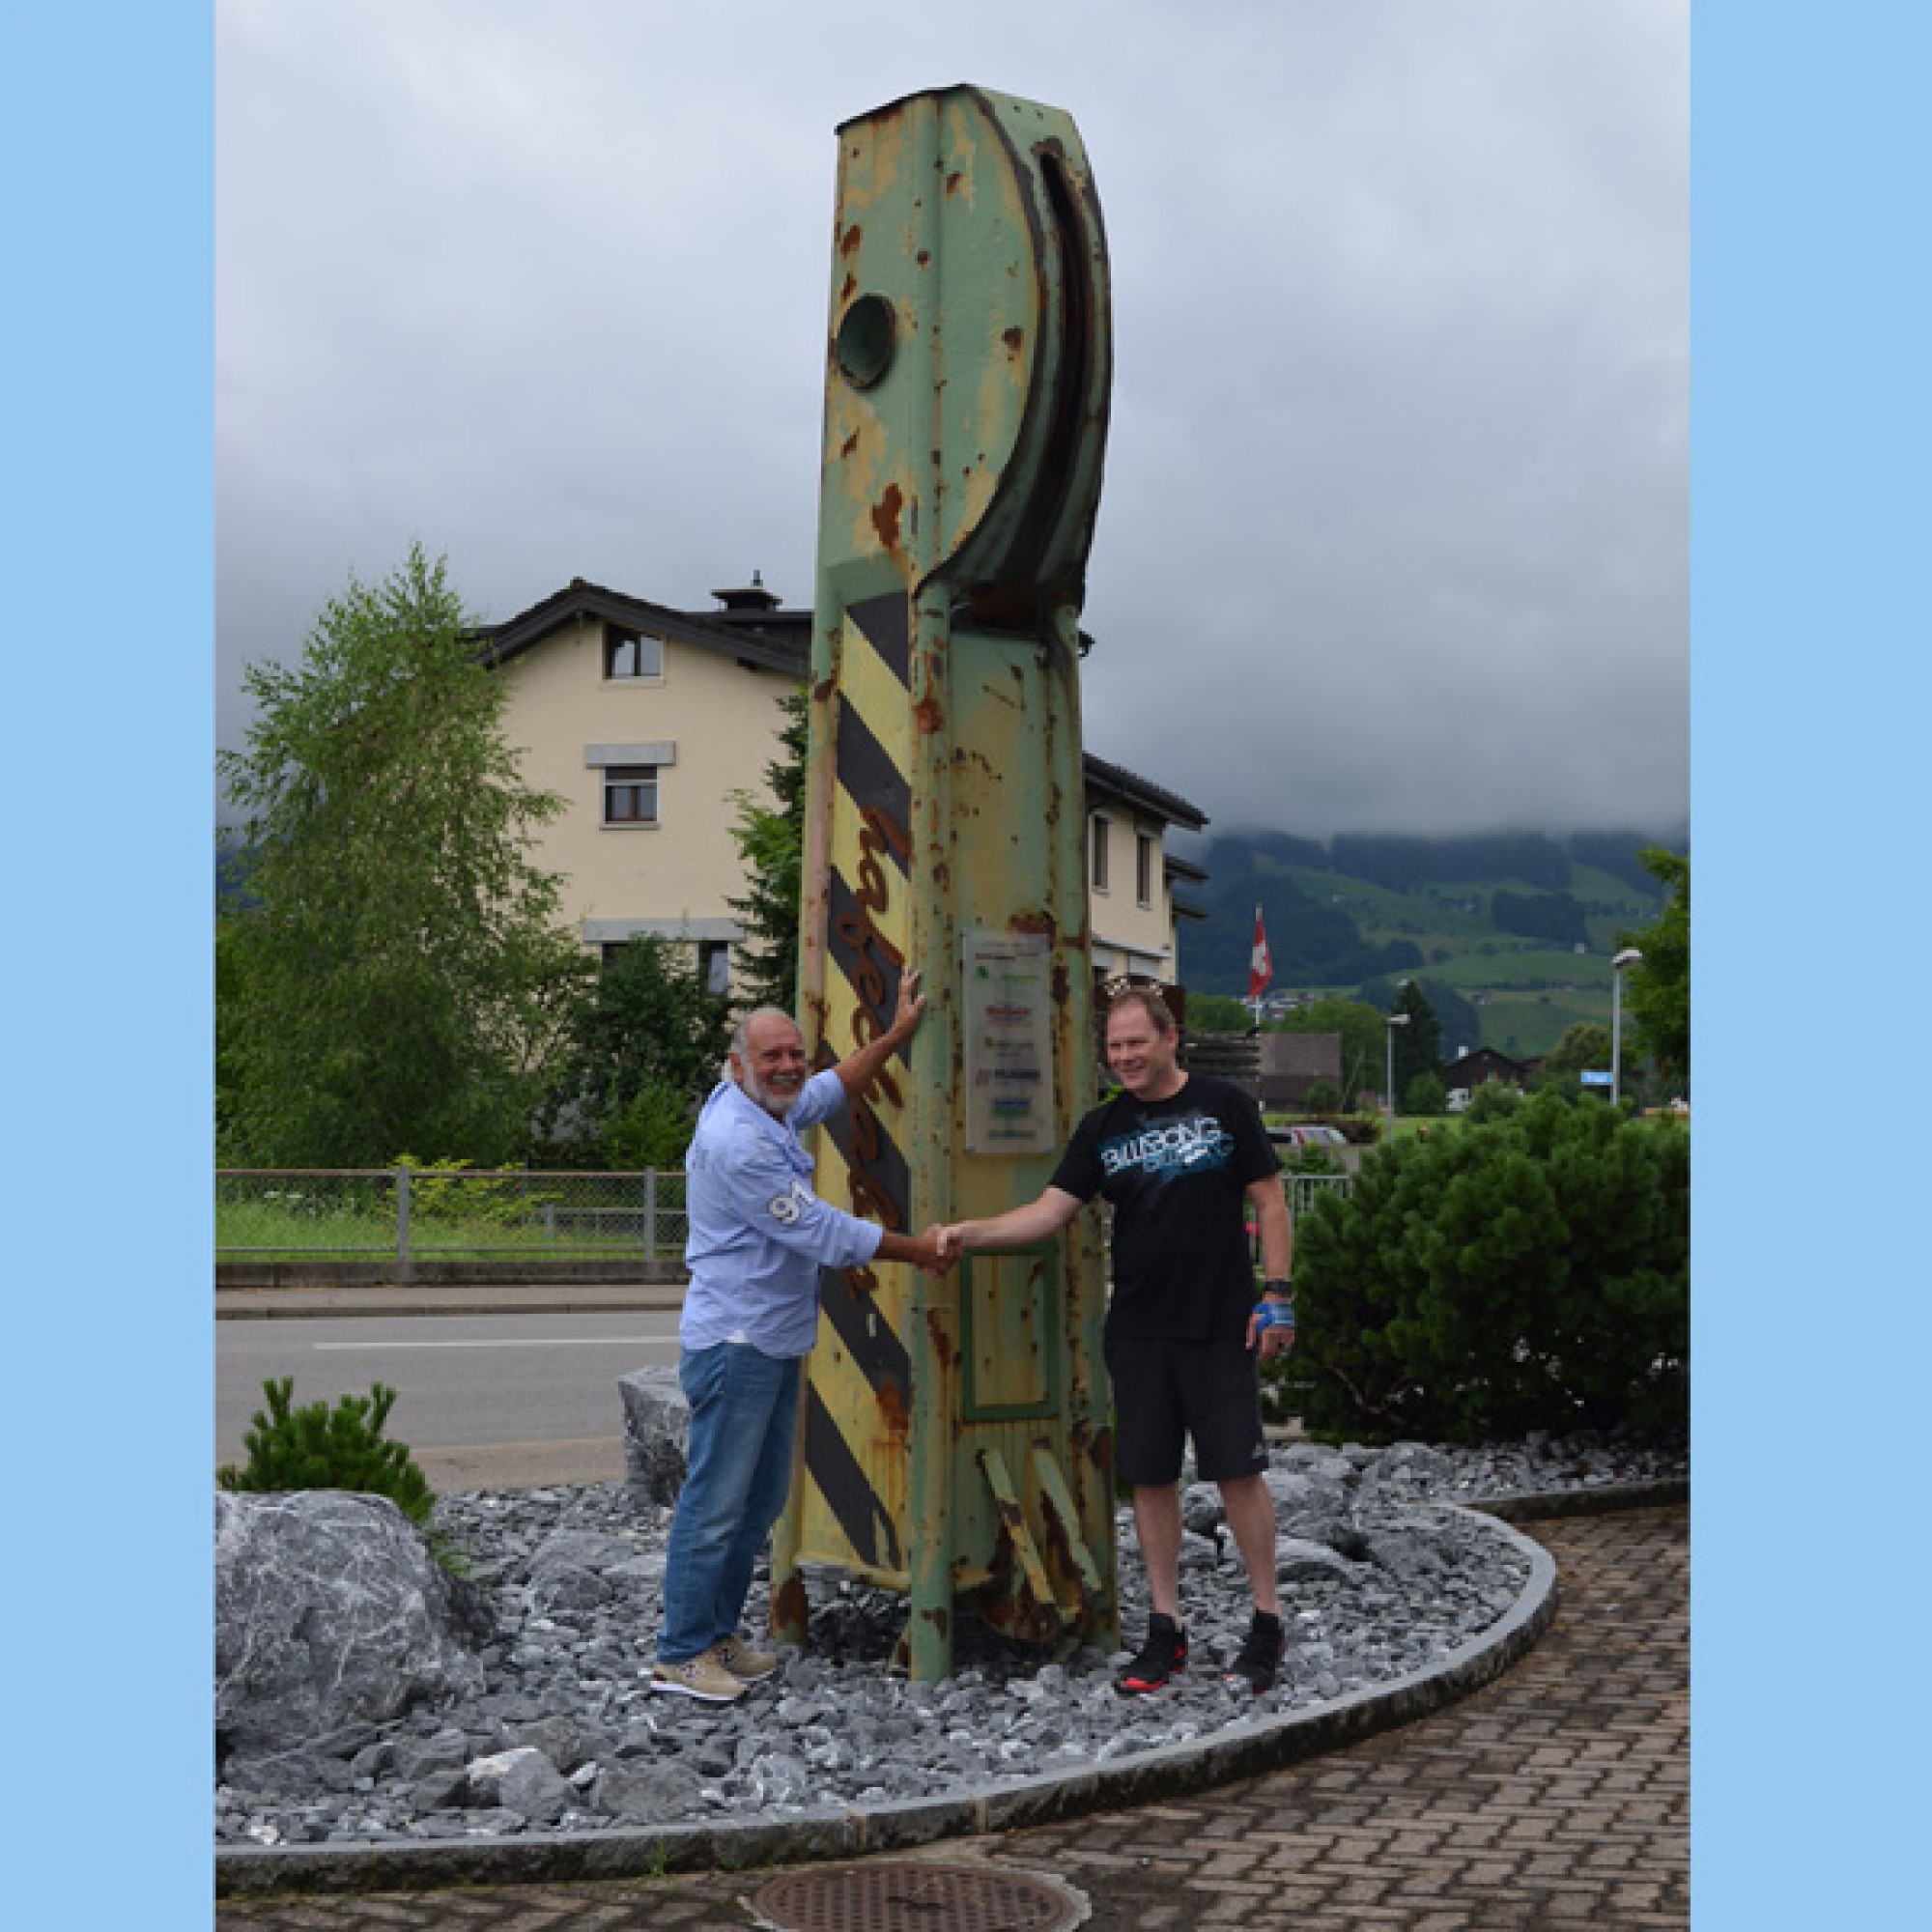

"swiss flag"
[1248, 905, 1272, 1003]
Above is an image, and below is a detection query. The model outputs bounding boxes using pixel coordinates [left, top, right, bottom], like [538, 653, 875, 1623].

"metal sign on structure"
[770, 85, 1117, 1681]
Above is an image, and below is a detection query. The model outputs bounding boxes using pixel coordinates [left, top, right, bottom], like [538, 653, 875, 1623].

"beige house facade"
[480, 577, 1208, 999]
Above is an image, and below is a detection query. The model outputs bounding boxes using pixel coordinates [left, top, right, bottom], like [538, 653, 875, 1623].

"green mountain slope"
[1179, 829, 1680, 1059]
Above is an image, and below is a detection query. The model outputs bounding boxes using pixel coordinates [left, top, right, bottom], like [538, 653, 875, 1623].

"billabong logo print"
[1098, 1113, 1236, 1184]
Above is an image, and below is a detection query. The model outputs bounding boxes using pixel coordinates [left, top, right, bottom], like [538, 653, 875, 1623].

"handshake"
[896, 1224, 971, 1275]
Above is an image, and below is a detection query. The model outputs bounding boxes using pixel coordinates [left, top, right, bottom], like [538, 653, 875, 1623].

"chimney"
[711, 569, 781, 613]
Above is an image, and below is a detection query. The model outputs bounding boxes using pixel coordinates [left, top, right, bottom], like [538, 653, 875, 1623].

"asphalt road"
[216, 1310, 682, 1492]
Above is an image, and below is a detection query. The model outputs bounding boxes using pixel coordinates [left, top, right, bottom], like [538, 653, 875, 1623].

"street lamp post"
[1610, 947, 1643, 1109]
[1383, 1011, 1410, 1146]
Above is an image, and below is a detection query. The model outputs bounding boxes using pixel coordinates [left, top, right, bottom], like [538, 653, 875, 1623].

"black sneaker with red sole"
[1115, 1613, 1187, 1694]
[1225, 1610, 1286, 1694]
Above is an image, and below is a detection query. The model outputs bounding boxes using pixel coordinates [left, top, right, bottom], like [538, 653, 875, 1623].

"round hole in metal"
[836, 295, 896, 389]
[749, 1859, 1087, 1932]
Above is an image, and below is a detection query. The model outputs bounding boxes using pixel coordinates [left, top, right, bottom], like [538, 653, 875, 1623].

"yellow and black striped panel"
[801, 590, 918, 1579]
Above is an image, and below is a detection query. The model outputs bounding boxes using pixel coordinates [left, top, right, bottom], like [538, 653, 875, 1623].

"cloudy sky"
[217, 0, 1686, 842]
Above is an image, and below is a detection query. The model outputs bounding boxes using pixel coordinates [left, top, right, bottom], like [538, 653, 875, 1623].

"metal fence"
[215, 1168, 690, 1263]
[216, 1165, 1352, 1264]
[1283, 1173, 1354, 1220]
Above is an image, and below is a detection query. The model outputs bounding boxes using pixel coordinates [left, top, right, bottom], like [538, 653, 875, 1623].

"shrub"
[1278, 1091, 1688, 1442]
[218, 1377, 437, 1526]
[600, 1079, 696, 1170]
[391, 1154, 533, 1227]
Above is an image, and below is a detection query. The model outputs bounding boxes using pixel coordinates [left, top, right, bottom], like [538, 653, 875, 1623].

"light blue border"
[1693, 5, 1927, 1926]
[0, 6, 212, 1926]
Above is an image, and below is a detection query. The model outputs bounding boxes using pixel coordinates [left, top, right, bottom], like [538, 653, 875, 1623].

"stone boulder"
[619, 1364, 689, 1505]
[215, 1491, 491, 1764]
[466, 1746, 575, 1823]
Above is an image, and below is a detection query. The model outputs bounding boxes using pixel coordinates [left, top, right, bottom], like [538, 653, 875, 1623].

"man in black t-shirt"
[936, 986, 1296, 1695]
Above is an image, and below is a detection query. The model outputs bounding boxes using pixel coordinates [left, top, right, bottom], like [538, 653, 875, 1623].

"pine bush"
[1281, 1090, 1688, 1441]
[217, 1377, 437, 1525]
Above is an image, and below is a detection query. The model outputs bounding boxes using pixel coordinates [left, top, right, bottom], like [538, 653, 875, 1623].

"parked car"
[1267, 1123, 1349, 1150]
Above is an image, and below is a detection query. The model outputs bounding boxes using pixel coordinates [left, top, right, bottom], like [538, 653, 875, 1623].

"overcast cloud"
[217, 0, 1687, 841]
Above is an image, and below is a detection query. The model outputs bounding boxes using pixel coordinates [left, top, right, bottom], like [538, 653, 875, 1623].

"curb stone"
[214, 1493, 1626, 1899]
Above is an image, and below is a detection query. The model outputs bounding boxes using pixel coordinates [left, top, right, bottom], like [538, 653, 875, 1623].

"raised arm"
[833, 968, 926, 1103]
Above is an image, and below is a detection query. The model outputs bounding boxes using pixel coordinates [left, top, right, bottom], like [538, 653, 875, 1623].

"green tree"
[536, 935, 732, 1165]
[725, 688, 809, 1012]
[1619, 848, 1690, 1092]
[217, 545, 586, 1166]
[1387, 980, 1441, 1094]
[1186, 992, 1254, 1033]
[1404, 1069, 1448, 1117]
[1534, 1021, 1613, 1094]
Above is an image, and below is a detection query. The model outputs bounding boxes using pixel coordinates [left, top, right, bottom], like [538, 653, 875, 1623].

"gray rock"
[1274, 1537, 1362, 1583]
[1180, 1482, 1225, 1538]
[211, 1426, 1685, 1852]
[593, 1758, 704, 1823]
[465, 1747, 574, 1823]
[215, 1492, 488, 1761]
[618, 1365, 689, 1505]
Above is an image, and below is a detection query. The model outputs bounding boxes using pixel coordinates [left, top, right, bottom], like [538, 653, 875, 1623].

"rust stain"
[875, 1378, 909, 1436]
[917, 1605, 952, 1639]
[840, 431, 860, 459]
[1010, 911, 1053, 936]
[871, 482, 904, 554]
[923, 1308, 955, 1369]
[839, 271, 857, 304]
[945, 170, 963, 196]
[916, 249, 930, 267]
[840, 223, 863, 258]
[913, 695, 945, 735]
[1003, 326, 1024, 352]
[773, 1573, 810, 1635]
[811, 673, 837, 702]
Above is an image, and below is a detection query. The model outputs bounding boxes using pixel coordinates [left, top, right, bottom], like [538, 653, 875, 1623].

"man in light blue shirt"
[649, 972, 945, 1703]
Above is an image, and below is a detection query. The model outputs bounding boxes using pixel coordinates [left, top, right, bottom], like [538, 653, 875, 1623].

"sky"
[217, 0, 1687, 843]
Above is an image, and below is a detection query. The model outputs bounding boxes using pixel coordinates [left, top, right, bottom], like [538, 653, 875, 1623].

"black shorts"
[1103, 1332, 1270, 1487]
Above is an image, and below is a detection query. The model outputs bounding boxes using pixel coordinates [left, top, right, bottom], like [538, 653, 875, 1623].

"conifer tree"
[724, 687, 809, 1012]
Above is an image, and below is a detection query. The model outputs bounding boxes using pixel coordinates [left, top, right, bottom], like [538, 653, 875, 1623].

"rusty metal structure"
[768, 86, 1116, 1681]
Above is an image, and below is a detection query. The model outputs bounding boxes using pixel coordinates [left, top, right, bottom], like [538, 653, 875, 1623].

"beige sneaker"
[714, 1634, 781, 1682]
[648, 1648, 746, 1703]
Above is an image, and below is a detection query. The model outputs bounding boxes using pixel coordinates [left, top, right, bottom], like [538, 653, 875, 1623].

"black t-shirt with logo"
[1050, 1073, 1280, 1343]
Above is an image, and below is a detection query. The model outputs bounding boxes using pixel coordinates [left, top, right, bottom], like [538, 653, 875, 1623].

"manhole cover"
[749, 1860, 1088, 1932]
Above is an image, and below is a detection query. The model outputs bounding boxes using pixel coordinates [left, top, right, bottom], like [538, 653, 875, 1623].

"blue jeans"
[657, 1342, 803, 1663]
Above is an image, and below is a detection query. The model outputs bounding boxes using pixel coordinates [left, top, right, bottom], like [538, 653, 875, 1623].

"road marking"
[311, 1337, 676, 1350]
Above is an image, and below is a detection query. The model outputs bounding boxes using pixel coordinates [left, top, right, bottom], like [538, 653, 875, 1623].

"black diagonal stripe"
[846, 591, 911, 688]
[834, 702, 911, 868]
[814, 1252, 912, 1412]
[803, 1380, 903, 1573]
[826, 865, 908, 1029]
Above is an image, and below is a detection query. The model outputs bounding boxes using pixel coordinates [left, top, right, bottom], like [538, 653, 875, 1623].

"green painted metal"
[769, 86, 1119, 1680]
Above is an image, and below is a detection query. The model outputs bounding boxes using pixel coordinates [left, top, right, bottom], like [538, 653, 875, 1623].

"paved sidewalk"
[216, 1282, 686, 1321]
[213, 1505, 1687, 1931]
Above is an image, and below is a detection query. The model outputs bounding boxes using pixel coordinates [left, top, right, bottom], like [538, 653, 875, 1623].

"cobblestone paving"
[216, 1507, 1687, 1931]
